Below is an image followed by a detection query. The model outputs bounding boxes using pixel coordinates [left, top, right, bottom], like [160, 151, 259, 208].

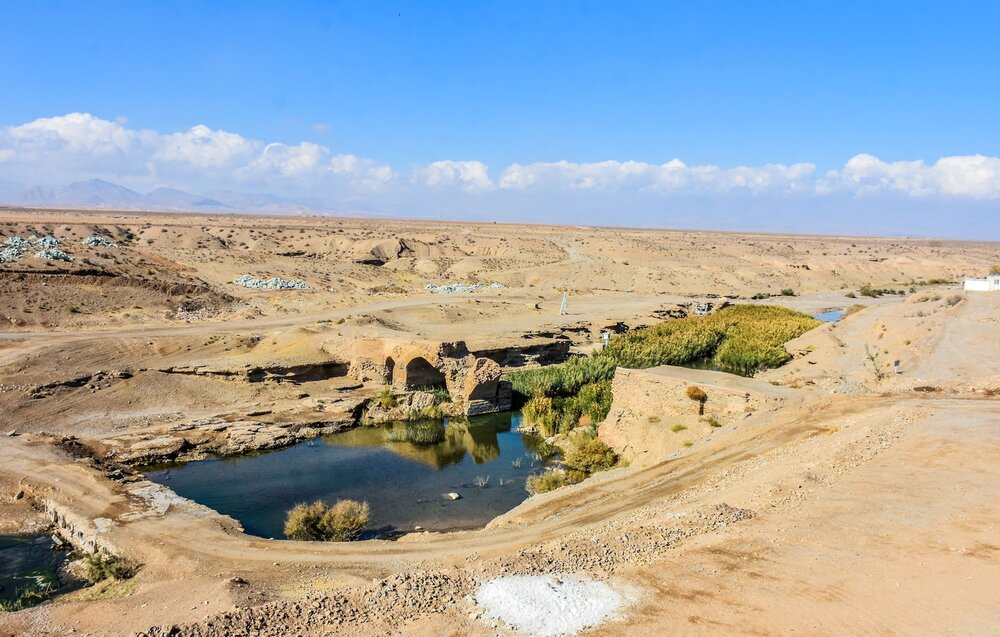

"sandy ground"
[0, 209, 997, 636]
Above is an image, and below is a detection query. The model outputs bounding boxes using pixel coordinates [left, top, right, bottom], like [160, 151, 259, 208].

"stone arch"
[384, 356, 396, 385]
[403, 356, 446, 390]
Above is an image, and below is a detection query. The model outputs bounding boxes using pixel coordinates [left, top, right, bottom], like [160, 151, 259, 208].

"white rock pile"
[425, 282, 504, 294]
[1, 235, 73, 262]
[82, 235, 119, 248]
[35, 248, 74, 262]
[475, 574, 626, 637]
[234, 274, 310, 290]
[0, 247, 21, 263]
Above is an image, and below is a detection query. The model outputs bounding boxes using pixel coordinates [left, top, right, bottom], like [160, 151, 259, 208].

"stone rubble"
[2, 234, 72, 262]
[0, 246, 21, 263]
[82, 235, 120, 248]
[35, 247, 74, 262]
[234, 275, 310, 290]
[425, 282, 504, 294]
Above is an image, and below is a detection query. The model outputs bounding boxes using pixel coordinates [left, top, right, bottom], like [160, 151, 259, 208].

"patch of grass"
[0, 584, 55, 612]
[83, 553, 140, 584]
[564, 438, 618, 473]
[682, 440, 693, 448]
[284, 499, 369, 541]
[703, 416, 722, 427]
[376, 385, 397, 409]
[845, 304, 866, 317]
[419, 386, 452, 404]
[647, 415, 661, 423]
[526, 468, 587, 494]
[670, 423, 687, 433]
[991, 264, 1000, 275]
[67, 578, 137, 602]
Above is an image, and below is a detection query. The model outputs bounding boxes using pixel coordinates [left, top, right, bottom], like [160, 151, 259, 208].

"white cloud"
[820, 153, 1000, 198]
[0, 113, 394, 192]
[415, 160, 494, 191]
[0, 112, 155, 174]
[499, 159, 816, 194]
[155, 124, 260, 169]
[0, 113, 997, 203]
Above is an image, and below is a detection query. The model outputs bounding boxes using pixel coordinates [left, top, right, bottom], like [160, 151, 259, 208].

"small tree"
[686, 385, 707, 415]
[284, 499, 370, 541]
[864, 344, 888, 382]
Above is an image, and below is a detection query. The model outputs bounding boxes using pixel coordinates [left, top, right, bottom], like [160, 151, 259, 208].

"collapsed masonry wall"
[345, 338, 512, 415]
[44, 499, 116, 555]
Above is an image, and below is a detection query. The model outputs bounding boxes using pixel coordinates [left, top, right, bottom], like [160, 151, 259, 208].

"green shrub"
[526, 468, 587, 494]
[84, 553, 141, 583]
[991, 264, 1000, 275]
[376, 386, 397, 408]
[780, 288, 796, 296]
[704, 416, 722, 427]
[564, 438, 618, 473]
[671, 423, 687, 433]
[522, 395, 560, 436]
[284, 499, 370, 541]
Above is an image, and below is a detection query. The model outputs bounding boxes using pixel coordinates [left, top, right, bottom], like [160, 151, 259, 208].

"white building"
[963, 274, 1000, 292]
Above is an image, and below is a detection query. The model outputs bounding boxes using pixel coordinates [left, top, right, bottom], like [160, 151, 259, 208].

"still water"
[814, 308, 846, 322]
[144, 411, 551, 539]
[0, 534, 70, 608]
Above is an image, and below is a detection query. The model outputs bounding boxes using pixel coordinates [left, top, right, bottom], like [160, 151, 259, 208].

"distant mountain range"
[0, 178, 365, 215]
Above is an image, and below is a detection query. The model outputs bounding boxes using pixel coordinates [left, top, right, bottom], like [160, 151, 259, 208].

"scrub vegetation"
[284, 499, 370, 541]
[511, 305, 819, 433]
[84, 553, 141, 583]
[526, 468, 587, 494]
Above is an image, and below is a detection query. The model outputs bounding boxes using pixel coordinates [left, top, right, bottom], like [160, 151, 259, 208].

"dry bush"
[84, 553, 141, 583]
[526, 468, 587, 494]
[284, 499, 370, 541]
[564, 438, 618, 473]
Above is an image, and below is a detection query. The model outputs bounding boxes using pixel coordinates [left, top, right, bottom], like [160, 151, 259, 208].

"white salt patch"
[476, 574, 625, 636]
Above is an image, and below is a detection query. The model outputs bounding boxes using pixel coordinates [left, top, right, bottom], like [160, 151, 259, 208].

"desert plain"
[0, 207, 998, 636]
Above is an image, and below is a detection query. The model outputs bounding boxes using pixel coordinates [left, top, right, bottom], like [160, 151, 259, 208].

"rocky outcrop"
[599, 366, 792, 466]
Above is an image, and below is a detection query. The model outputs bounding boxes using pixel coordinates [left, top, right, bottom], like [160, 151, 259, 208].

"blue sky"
[1, 1, 998, 237]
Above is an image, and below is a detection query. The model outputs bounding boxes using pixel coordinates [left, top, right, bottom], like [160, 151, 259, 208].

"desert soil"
[0, 208, 997, 636]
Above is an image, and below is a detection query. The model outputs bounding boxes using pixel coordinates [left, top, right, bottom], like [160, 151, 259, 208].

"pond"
[143, 411, 552, 539]
[0, 534, 73, 610]
[814, 308, 846, 322]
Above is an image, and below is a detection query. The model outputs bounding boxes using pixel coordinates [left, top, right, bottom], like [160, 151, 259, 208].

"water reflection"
[328, 416, 505, 468]
[144, 411, 550, 538]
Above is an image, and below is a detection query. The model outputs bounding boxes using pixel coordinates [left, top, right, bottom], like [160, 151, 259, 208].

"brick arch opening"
[384, 357, 396, 385]
[404, 356, 446, 390]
